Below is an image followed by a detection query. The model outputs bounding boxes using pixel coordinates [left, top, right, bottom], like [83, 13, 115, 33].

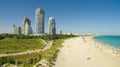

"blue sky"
[0, 0, 120, 35]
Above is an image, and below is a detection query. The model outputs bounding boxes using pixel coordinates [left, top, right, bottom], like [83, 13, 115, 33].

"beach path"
[53, 37, 120, 67]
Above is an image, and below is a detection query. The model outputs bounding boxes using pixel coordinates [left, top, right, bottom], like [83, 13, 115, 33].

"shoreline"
[93, 36, 120, 51]
[92, 36, 120, 57]
[53, 36, 120, 67]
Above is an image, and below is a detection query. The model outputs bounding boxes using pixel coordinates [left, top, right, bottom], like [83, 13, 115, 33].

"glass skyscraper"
[48, 17, 56, 35]
[22, 17, 32, 35]
[35, 8, 45, 35]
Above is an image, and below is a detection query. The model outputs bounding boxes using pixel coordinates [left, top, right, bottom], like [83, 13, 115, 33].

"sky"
[0, 0, 120, 35]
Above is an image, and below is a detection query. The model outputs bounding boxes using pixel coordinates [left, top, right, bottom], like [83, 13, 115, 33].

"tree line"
[0, 33, 76, 40]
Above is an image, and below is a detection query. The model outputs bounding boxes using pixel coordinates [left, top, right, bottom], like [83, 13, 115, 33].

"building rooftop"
[36, 8, 45, 13]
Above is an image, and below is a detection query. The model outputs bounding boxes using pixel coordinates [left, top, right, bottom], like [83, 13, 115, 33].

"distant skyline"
[0, 0, 120, 35]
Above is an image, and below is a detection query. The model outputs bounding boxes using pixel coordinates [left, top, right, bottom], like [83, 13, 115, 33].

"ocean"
[93, 35, 120, 49]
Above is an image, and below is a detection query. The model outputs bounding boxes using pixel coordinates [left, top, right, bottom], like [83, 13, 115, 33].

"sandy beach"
[53, 36, 120, 67]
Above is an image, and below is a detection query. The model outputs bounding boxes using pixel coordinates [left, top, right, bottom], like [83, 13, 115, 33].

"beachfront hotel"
[48, 17, 56, 35]
[22, 17, 33, 35]
[35, 8, 45, 35]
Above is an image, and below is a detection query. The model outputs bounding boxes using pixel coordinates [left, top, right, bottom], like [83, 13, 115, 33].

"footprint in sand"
[86, 57, 91, 60]
[88, 48, 90, 51]
[69, 50, 71, 52]
[61, 58, 64, 60]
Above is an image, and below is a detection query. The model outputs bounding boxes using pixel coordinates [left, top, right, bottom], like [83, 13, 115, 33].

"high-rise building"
[35, 8, 45, 35]
[22, 17, 32, 35]
[60, 30, 62, 35]
[12, 25, 21, 35]
[25, 22, 33, 35]
[12, 25, 16, 34]
[48, 17, 56, 35]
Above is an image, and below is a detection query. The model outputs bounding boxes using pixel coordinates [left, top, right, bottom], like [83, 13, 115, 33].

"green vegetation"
[0, 38, 44, 54]
[0, 34, 76, 66]
[0, 39, 64, 67]
[0, 57, 15, 65]
[40, 39, 64, 66]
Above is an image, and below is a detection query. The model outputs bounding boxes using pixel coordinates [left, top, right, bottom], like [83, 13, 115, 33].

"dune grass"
[0, 38, 44, 54]
[40, 39, 64, 66]
[0, 39, 64, 67]
[0, 35, 76, 66]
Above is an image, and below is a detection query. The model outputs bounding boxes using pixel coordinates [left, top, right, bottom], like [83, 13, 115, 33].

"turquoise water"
[94, 35, 120, 49]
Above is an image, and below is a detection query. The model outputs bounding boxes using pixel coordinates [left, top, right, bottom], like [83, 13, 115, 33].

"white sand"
[53, 36, 120, 67]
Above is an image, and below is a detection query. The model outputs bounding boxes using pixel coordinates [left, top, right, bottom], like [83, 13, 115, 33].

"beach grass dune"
[53, 36, 120, 67]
